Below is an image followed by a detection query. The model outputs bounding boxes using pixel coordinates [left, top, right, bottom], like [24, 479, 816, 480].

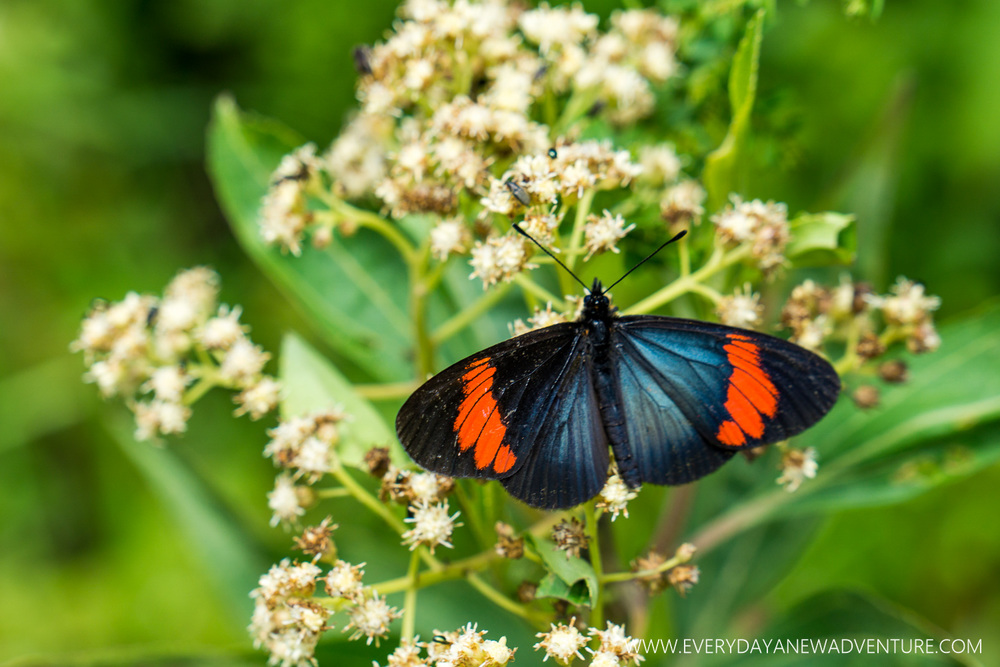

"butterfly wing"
[396, 323, 610, 509]
[611, 316, 840, 486]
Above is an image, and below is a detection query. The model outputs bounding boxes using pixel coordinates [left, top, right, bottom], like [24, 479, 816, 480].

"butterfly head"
[583, 278, 611, 319]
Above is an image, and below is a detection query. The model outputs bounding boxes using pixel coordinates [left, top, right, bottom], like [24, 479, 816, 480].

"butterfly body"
[396, 279, 840, 509]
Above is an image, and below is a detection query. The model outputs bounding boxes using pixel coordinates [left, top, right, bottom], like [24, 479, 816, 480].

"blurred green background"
[2, 0, 999, 665]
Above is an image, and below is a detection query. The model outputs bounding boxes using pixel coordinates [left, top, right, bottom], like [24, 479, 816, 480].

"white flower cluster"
[250, 555, 403, 665]
[781, 275, 941, 355]
[711, 195, 790, 273]
[596, 471, 639, 521]
[380, 467, 461, 554]
[419, 622, 516, 666]
[510, 301, 571, 336]
[72, 268, 280, 441]
[262, 409, 349, 527]
[259, 144, 325, 256]
[264, 409, 347, 482]
[257, 0, 682, 288]
[716, 284, 764, 330]
[534, 619, 645, 666]
[249, 559, 331, 667]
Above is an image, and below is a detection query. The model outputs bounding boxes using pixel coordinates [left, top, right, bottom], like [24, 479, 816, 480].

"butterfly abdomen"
[587, 315, 642, 489]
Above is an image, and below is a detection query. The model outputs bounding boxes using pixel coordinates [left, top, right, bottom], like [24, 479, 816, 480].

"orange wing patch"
[454, 357, 515, 473]
[715, 334, 780, 446]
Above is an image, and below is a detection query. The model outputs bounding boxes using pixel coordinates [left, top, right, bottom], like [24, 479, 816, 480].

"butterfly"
[396, 232, 841, 509]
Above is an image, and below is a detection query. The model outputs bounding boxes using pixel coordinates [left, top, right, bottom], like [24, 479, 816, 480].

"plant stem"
[313, 487, 352, 499]
[401, 549, 421, 642]
[686, 489, 786, 555]
[182, 375, 217, 405]
[600, 550, 694, 584]
[678, 233, 691, 277]
[584, 502, 604, 628]
[410, 244, 435, 378]
[567, 189, 596, 274]
[624, 245, 750, 315]
[453, 480, 491, 551]
[374, 549, 497, 596]
[467, 573, 548, 625]
[330, 462, 405, 533]
[354, 380, 421, 401]
[513, 274, 567, 309]
[687, 281, 724, 305]
[332, 199, 417, 264]
[432, 280, 514, 345]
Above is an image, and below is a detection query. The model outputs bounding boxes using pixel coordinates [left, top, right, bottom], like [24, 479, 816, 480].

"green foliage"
[208, 97, 412, 381]
[530, 535, 600, 608]
[280, 333, 405, 469]
[703, 9, 764, 212]
[786, 212, 856, 266]
[4, 0, 1000, 664]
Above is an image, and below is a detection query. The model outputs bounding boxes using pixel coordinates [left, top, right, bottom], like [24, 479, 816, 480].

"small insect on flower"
[352, 44, 373, 75]
[504, 178, 531, 206]
[548, 147, 558, 159]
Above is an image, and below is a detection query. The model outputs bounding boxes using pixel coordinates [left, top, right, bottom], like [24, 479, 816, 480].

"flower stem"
[678, 233, 692, 277]
[410, 244, 435, 378]
[401, 549, 421, 642]
[567, 189, 596, 274]
[624, 245, 749, 315]
[313, 487, 352, 499]
[467, 573, 548, 625]
[513, 274, 567, 310]
[331, 199, 417, 264]
[374, 549, 497, 596]
[354, 380, 421, 401]
[431, 280, 514, 345]
[453, 480, 491, 551]
[329, 461, 440, 571]
[330, 462, 406, 534]
[182, 375, 217, 405]
[600, 550, 693, 584]
[584, 502, 604, 629]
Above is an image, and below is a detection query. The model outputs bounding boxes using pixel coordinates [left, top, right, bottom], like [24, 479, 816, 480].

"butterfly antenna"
[510, 221, 590, 292]
[605, 229, 688, 293]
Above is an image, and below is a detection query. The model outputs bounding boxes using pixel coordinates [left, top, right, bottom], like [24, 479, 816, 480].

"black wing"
[396, 323, 610, 509]
[611, 316, 840, 486]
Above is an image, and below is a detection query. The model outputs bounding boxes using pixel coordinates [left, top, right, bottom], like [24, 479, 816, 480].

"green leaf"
[206, 95, 411, 381]
[786, 212, 856, 266]
[528, 534, 598, 608]
[703, 10, 765, 213]
[536, 573, 593, 607]
[107, 416, 269, 621]
[279, 332, 405, 469]
[0, 357, 92, 452]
